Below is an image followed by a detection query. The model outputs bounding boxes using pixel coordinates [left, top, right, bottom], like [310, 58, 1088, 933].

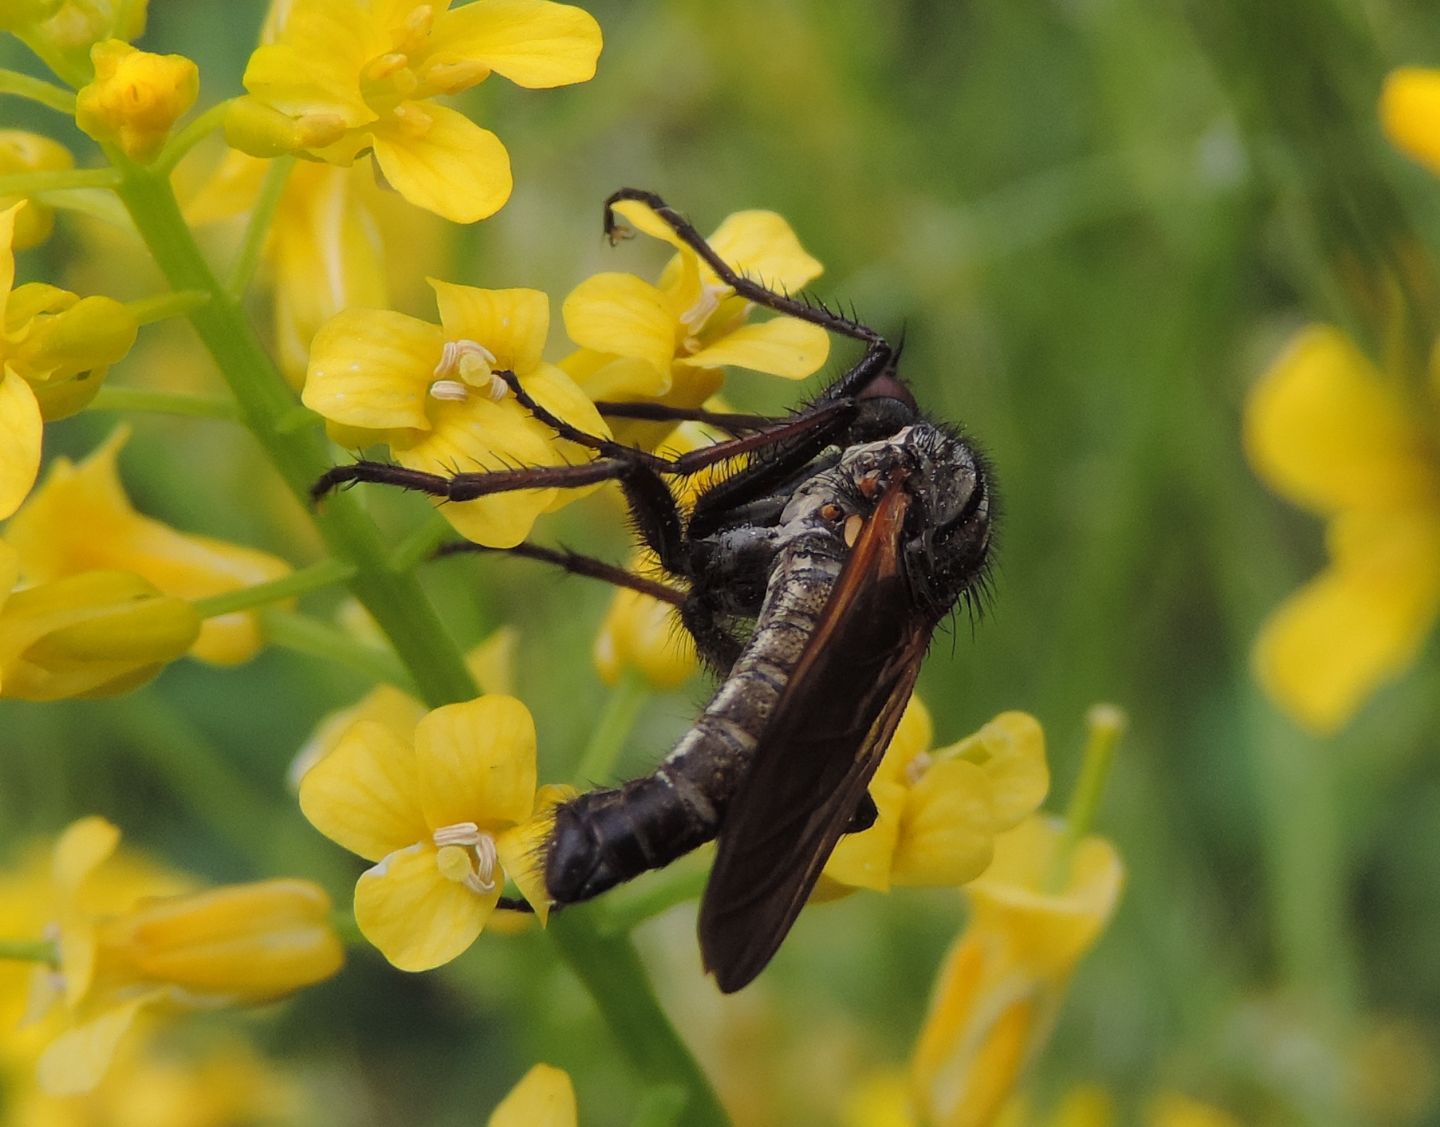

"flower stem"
[0, 938, 56, 964]
[260, 608, 412, 691]
[109, 155, 476, 708]
[192, 559, 357, 618]
[572, 671, 649, 786]
[0, 67, 75, 113]
[596, 863, 708, 937]
[89, 385, 240, 421]
[125, 289, 211, 325]
[0, 168, 122, 196]
[1049, 703, 1125, 892]
[548, 904, 728, 1127]
[154, 99, 234, 174]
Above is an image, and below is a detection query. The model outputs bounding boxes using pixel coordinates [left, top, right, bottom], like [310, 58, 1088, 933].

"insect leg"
[595, 401, 780, 434]
[435, 541, 687, 606]
[604, 189, 890, 351]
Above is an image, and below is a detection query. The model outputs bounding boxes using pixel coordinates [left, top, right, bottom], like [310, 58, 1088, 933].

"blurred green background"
[4, 0, 1440, 1123]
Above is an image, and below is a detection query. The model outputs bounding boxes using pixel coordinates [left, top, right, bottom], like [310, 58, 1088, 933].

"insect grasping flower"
[14, 817, 343, 1095]
[488, 1063, 577, 1127]
[298, 694, 567, 970]
[0, 203, 138, 519]
[819, 702, 1050, 897]
[909, 815, 1125, 1127]
[75, 40, 199, 163]
[6, 427, 293, 665]
[226, 0, 603, 223]
[1244, 325, 1440, 733]
[303, 282, 609, 547]
[0, 131, 74, 250]
[562, 200, 831, 447]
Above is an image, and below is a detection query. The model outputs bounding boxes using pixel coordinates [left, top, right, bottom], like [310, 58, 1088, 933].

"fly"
[314, 190, 996, 992]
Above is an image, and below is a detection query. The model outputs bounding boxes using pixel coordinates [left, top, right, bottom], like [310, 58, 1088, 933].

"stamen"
[429, 379, 468, 401]
[678, 281, 730, 352]
[433, 340, 506, 400]
[904, 751, 933, 787]
[432, 820, 482, 848]
[432, 823, 500, 895]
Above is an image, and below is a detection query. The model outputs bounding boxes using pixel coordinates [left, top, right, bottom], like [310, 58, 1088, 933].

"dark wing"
[698, 479, 933, 992]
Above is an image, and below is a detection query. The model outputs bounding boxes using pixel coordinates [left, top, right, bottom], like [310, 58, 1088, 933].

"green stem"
[631, 1087, 688, 1127]
[88, 385, 240, 421]
[154, 100, 234, 174]
[0, 168, 122, 196]
[226, 155, 294, 300]
[0, 938, 57, 964]
[549, 905, 729, 1127]
[572, 671, 649, 785]
[0, 68, 75, 113]
[192, 558, 357, 619]
[389, 515, 456, 574]
[126, 289, 211, 325]
[110, 155, 476, 708]
[260, 608, 413, 690]
[596, 864, 708, 937]
[1049, 704, 1126, 892]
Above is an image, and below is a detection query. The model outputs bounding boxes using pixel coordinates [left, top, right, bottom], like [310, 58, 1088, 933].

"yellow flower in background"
[488, 1063, 576, 1127]
[1244, 326, 1440, 733]
[1, 0, 147, 82]
[298, 694, 561, 970]
[0, 131, 74, 250]
[910, 816, 1124, 1127]
[75, 40, 198, 163]
[1382, 67, 1440, 176]
[226, 0, 602, 223]
[304, 282, 609, 547]
[562, 200, 830, 447]
[593, 550, 697, 691]
[1145, 1094, 1242, 1127]
[0, 539, 200, 700]
[820, 702, 1049, 897]
[5, 427, 292, 665]
[10, 817, 342, 1095]
[0, 203, 138, 519]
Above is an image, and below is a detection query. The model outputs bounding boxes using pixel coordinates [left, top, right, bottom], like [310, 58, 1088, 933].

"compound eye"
[855, 372, 917, 412]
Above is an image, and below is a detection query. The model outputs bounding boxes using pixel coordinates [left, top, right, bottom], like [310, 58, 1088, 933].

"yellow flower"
[5, 427, 292, 665]
[0, 131, 74, 250]
[820, 702, 1050, 896]
[1244, 326, 1440, 733]
[226, 0, 602, 223]
[1, 0, 146, 82]
[592, 550, 697, 690]
[303, 282, 609, 547]
[75, 40, 199, 163]
[298, 694, 561, 970]
[1144, 1094, 1243, 1127]
[561, 200, 831, 447]
[15, 817, 342, 1096]
[0, 203, 138, 519]
[910, 816, 1124, 1127]
[489, 1063, 576, 1127]
[0, 539, 201, 700]
[1381, 67, 1440, 177]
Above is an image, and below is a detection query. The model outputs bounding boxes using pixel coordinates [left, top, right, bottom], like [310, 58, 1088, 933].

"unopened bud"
[76, 40, 198, 162]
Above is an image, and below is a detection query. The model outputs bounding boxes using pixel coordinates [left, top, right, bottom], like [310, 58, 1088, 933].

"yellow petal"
[52, 815, 120, 897]
[1244, 325, 1440, 514]
[240, 10, 374, 126]
[494, 783, 575, 925]
[891, 760, 995, 887]
[562, 271, 677, 376]
[416, 695, 537, 830]
[291, 683, 427, 787]
[707, 209, 824, 292]
[35, 993, 156, 1096]
[937, 711, 1049, 832]
[488, 1062, 578, 1127]
[370, 103, 512, 224]
[0, 368, 43, 520]
[430, 282, 549, 375]
[432, 0, 601, 88]
[823, 779, 906, 892]
[298, 719, 428, 862]
[354, 842, 496, 971]
[1381, 68, 1440, 177]
[592, 574, 697, 690]
[873, 695, 934, 787]
[684, 316, 831, 379]
[302, 307, 443, 431]
[1253, 511, 1440, 734]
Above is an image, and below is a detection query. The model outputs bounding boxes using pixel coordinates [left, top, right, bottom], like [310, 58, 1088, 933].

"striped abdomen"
[544, 533, 846, 904]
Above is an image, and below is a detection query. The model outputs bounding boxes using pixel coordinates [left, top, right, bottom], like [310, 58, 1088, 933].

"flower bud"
[0, 0, 63, 33]
[0, 131, 74, 249]
[76, 40, 198, 162]
[593, 557, 696, 690]
[5, 284, 137, 418]
[223, 95, 349, 158]
[95, 879, 344, 1003]
[0, 566, 201, 700]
